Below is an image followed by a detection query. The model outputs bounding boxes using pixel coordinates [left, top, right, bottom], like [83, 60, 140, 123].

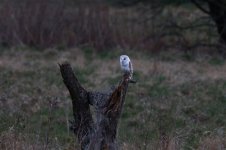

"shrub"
[0, 0, 116, 50]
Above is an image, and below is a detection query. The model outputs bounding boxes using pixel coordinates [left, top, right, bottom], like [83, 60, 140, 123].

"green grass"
[0, 48, 226, 149]
[209, 57, 225, 66]
[82, 47, 94, 61]
[148, 75, 170, 98]
[118, 76, 226, 149]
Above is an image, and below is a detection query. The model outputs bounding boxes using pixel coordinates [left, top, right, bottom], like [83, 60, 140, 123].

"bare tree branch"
[190, 0, 210, 14]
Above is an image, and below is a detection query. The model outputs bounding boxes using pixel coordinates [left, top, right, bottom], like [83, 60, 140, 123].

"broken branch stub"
[60, 63, 132, 150]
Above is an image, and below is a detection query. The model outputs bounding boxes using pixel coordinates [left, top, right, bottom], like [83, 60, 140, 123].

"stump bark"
[59, 63, 132, 150]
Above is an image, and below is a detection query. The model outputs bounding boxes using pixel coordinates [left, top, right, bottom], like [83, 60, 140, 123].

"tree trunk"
[208, 0, 226, 45]
[59, 63, 132, 150]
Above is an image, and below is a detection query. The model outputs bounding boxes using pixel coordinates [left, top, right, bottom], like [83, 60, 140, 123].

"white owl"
[120, 55, 133, 79]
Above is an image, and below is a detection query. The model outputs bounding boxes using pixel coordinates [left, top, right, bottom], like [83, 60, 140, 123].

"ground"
[0, 47, 226, 149]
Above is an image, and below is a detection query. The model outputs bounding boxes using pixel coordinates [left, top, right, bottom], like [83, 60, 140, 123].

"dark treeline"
[0, 0, 225, 53]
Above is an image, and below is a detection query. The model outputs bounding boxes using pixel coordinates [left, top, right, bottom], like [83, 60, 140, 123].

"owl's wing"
[129, 61, 133, 74]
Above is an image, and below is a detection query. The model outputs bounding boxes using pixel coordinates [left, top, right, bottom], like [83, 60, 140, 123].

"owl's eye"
[123, 58, 126, 60]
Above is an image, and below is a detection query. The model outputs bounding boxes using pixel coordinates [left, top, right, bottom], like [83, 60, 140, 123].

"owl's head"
[120, 55, 130, 62]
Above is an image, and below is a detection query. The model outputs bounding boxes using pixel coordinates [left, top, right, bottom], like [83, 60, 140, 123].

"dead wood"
[59, 63, 132, 150]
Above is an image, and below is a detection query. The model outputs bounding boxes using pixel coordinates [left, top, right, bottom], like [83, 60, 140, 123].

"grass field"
[0, 47, 226, 149]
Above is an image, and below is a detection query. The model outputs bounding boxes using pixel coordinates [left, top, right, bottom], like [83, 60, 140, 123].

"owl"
[120, 55, 133, 79]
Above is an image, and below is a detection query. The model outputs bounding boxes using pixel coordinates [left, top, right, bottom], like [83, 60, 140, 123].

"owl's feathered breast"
[119, 55, 133, 79]
[121, 61, 129, 71]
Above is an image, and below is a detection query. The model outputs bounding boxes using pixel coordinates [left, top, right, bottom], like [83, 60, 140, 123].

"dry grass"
[198, 135, 226, 150]
[1, 48, 226, 85]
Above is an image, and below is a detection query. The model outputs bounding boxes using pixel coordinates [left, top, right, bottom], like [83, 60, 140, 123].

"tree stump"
[59, 63, 133, 150]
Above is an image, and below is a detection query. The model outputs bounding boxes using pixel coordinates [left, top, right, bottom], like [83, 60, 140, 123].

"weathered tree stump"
[59, 63, 132, 150]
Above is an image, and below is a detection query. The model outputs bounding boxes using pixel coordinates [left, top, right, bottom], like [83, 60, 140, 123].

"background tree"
[109, 0, 226, 52]
[190, 0, 226, 46]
